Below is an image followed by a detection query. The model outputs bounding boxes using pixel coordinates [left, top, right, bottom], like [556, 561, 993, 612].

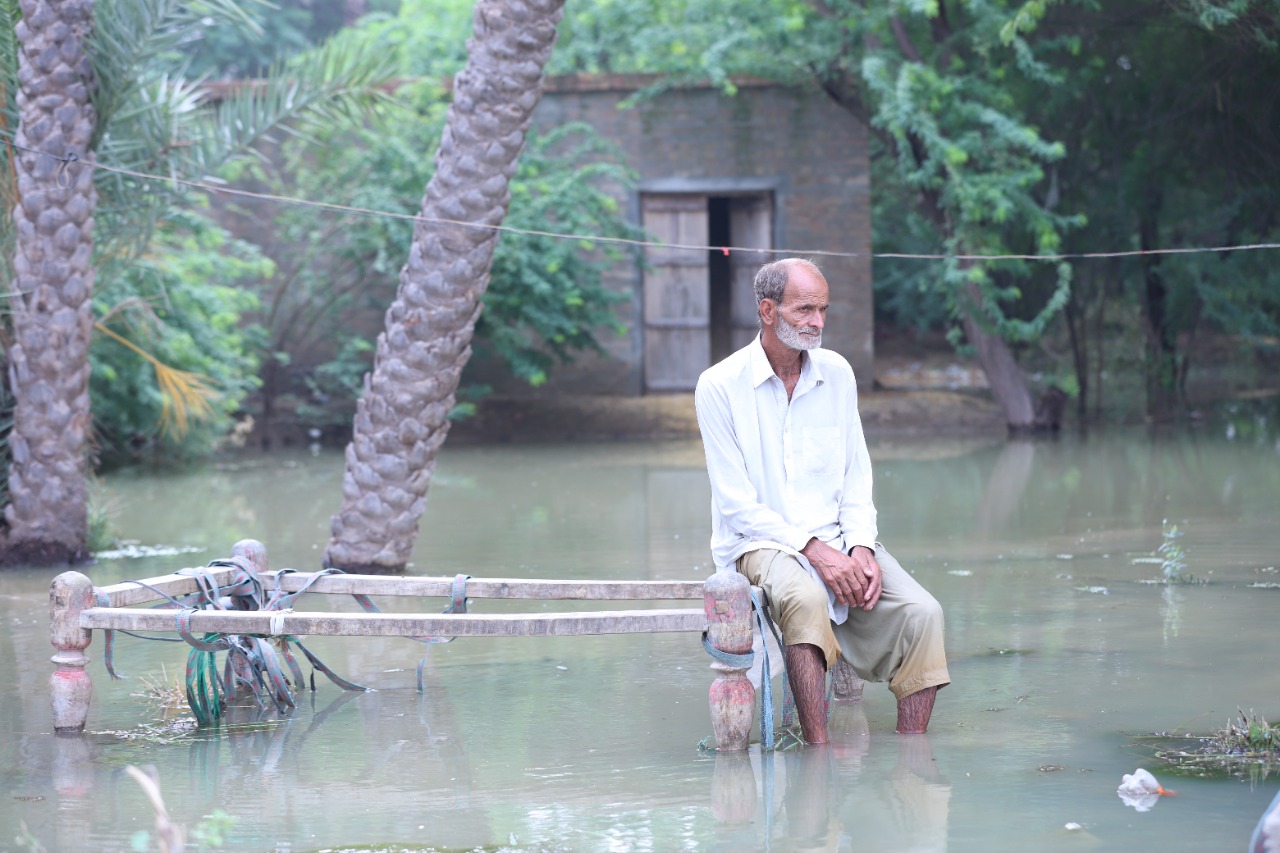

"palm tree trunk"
[324, 0, 565, 572]
[3, 0, 97, 565]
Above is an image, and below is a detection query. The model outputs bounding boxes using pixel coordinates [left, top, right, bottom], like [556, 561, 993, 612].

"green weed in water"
[1134, 521, 1207, 585]
[1142, 708, 1280, 780]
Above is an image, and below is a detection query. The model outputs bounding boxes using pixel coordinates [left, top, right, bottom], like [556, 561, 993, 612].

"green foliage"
[89, 12, 398, 269]
[1033, 1, 1280, 416]
[552, 0, 1079, 364]
[1157, 520, 1190, 583]
[1217, 709, 1280, 754]
[192, 809, 237, 850]
[478, 124, 636, 386]
[91, 209, 268, 465]
[1, 0, 396, 475]
[232, 69, 639, 425]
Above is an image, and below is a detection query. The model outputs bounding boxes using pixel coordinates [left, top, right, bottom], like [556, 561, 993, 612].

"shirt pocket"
[800, 426, 842, 475]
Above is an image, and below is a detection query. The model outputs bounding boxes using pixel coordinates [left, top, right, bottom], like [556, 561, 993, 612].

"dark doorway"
[708, 197, 733, 364]
[641, 191, 773, 391]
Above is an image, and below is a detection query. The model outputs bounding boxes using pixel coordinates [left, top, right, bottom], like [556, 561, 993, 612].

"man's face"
[769, 268, 829, 351]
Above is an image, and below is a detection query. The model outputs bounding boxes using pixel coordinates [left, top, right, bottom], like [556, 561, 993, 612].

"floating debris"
[1074, 586, 1110, 595]
[947, 570, 973, 577]
[94, 541, 206, 560]
[1117, 768, 1176, 811]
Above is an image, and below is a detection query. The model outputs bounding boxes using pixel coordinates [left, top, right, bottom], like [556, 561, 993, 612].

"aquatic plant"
[1215, 709, 1280, 755]
[1143, 709, 1280, 780]
[131, 667, 188, 715]
[1158, 521, 1190, 582]
[1133, 520, 1206, 584]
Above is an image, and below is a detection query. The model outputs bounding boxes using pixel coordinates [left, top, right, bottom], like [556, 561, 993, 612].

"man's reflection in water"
[713, 702, 951, 852]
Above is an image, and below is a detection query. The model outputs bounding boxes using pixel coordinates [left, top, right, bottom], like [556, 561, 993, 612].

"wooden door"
[728, 195, 774, 351]
[642, 194, 710, 391]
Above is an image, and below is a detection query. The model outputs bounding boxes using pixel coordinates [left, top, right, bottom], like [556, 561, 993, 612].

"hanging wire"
[6, 138, 1280, 263]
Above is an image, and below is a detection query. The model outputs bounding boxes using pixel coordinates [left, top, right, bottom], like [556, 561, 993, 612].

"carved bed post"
[704, 571, 754, 751]
[230, 538, 268, 573]
[50, 571, 95, 733]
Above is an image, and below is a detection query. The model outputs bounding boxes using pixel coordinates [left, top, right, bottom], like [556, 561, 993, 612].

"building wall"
[465, 74, 873, 394]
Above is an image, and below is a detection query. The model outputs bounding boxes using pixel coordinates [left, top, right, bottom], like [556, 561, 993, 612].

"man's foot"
[785, 643, 829, 744]
[896, 686, 938, 734]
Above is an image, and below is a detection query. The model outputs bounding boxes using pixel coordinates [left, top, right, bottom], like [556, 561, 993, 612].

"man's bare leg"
[785, 643, 828, 744]
[896, 686, 938, 734]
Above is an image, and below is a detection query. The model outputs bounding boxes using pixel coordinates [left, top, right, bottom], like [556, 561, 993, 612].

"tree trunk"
[1138, 189, 1180, 420]
[3, 0, 97, 565]
[324, 0, 565, 572]
[958, 282, 1038, 432]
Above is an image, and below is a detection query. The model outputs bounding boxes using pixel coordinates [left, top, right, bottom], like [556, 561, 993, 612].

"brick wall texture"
[466, 74, 873, 395]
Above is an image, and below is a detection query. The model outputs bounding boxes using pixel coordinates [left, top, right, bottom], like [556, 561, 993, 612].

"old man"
[694, 258, 949, 742]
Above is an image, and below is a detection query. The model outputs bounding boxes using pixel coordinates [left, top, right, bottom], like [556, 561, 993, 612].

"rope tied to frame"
[700, 587, 796, 751]
[93, 558, 480, 724]
[93, 556, 381, 725]
[346, 572, 472, 692]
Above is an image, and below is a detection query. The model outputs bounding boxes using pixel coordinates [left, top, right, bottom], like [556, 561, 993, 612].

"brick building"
[469, 73, 873, 395]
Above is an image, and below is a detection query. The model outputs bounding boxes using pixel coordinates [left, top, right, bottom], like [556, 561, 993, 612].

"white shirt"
[694, 336, 877, 624]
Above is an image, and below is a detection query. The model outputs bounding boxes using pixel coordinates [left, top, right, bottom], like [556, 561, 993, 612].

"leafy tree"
[545, 0, 1080, 430]
[1034, 0, 1280, 419]
[1, 0, 395, 565]
[91, 207, 270, 466]
[222, 63, 637, 444]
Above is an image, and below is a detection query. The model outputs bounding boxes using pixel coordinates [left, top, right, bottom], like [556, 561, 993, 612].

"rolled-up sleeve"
[696, 376, 813, 563]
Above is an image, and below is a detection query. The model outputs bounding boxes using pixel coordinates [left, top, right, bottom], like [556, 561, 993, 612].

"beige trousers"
[738, 544, 950, 700]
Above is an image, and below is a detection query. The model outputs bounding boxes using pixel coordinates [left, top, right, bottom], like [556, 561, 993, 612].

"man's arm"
[830, 366, 881, 609]
[837, 368, 877, 551]
[694, 375, 812, 555]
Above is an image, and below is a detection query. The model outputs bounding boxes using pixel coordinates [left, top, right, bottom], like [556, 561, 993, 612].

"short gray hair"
[753, 258, 823, 307]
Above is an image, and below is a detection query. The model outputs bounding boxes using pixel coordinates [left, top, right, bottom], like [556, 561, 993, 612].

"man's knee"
[777, 576, 831, 626]
[903, 594, 945, 638]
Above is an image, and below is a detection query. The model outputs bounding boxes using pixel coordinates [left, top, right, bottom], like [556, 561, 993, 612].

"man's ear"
[759, 299, 776, 327]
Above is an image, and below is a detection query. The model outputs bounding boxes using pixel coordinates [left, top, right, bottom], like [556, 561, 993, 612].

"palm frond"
[89, 0, 265, 143]
[174, 31, 399, 179]
[94, 322, 218, 439]
[0, 0, 20, 138]
[90, 20, 396, 259]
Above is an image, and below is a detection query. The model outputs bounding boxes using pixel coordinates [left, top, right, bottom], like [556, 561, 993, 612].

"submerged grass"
[1140, 709, 1280, 780]
[131, 666, 189, 715]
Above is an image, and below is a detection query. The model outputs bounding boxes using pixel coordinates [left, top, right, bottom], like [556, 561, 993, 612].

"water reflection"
[709, 706, 951, 852]
[3, 430, 1280, 850]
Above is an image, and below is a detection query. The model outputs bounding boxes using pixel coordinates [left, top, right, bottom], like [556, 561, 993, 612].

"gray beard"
[776, 316, 822, 351]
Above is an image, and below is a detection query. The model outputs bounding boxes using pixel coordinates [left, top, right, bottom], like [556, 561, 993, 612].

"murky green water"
[3, 424, 1279, 851]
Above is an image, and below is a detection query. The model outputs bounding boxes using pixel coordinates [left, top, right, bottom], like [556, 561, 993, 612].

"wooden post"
[710, 752, 756, 824]
[830, 658, 864, 702]
[704, 571, 754, 751]
[50, 571, 95, 733]
[231, 538, 268, 573]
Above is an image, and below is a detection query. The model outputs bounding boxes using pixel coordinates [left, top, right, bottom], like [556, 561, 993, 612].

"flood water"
[3, 420, 1279, 851]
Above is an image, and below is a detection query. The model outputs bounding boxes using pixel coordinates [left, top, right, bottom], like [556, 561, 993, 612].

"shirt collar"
[748, 335, 825, 391]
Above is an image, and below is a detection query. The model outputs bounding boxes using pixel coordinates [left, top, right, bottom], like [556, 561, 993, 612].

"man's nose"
[810, 312, 825, 330]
